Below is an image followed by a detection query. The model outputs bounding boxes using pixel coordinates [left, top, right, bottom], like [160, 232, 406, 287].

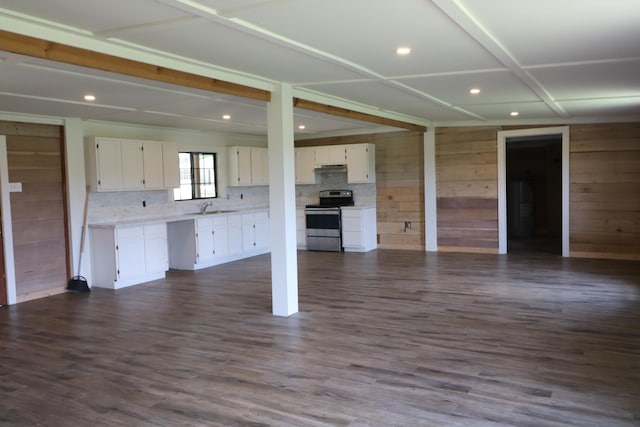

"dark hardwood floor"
[1, 250, 639, 426]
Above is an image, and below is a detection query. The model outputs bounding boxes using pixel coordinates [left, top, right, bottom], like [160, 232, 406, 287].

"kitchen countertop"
[88, 207, 269, 228]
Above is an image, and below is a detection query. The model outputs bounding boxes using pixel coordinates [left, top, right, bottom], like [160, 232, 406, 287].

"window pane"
[173, 152, 217, 201]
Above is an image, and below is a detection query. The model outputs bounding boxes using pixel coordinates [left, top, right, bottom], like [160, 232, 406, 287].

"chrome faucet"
[200, 201, 213, 214]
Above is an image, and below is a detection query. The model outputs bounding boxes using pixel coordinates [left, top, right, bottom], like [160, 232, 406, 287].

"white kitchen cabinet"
[142, 142, 165, 190]
[162, 142, 180, 188]
[242, 211, 269, 252]
[196, 216, 215, 265]
[115, 225, 146, 281]
[167, 210, 270, 271]
[315, 145, 346, 165]
[89, 222, 168, 289]
[226, 213, 243, 256]
[251, 147, 269, 185]
[228, 146, 268, 186]
[85, 137, 177, 192]
[168, 215, 229, 270]
[296, 207, 306, 249]
[295, 146, 316, 184]
[254, 211, 269, 251]
[212, 216, 229, 258]
[341, 206, 377, 252]
[346, 143, 376, 183]
[121, 141, 144, 190]
[143, 223, 169, 273]
[85, 137, 123, 191]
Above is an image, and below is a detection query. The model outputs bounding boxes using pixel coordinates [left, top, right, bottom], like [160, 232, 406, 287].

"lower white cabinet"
[296, 207, 306, 249]
[227, 214, 243, 256]
[242, 211, 269, 252]
[89, 222, 168, 289]
[341, 206, 377, 252]
[167, 210, 270, 271]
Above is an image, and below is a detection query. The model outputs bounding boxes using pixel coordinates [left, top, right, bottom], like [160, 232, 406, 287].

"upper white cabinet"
[142, 143, 165, 190]
[315, 145, 346, 165]
[162, 142, 180, 188]
[85, 137, 179, 192]
[228, 146, 268, 186]
[295, 146, 316, 185]
[87, 137, 123, 191]
[121, 141, 144, 190]
[346, 143, 376, 183]
[294, 143, 375, 184]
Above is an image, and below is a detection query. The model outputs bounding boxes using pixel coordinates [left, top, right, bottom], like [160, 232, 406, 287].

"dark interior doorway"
[506, 135, 562, 254]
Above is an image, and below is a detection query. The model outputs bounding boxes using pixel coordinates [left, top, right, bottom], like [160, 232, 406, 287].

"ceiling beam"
[0, 30, 271, 102]
[0, 29, 426, 132]
[294, 98, 428, 132]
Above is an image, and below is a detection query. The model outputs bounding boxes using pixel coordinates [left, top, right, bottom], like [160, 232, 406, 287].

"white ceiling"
[1, 0, 639, 136]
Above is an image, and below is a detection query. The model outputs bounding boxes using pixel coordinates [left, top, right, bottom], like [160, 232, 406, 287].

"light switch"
[9, 182, 22, 192]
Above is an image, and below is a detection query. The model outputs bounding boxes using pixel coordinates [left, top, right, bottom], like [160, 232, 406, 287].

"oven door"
[305, 208, 342, 251]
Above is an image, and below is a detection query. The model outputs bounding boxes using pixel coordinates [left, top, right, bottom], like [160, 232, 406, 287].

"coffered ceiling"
[1, 0, 639, 136]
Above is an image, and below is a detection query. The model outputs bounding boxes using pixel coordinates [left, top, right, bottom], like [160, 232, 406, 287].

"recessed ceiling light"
[222, 114, 231, 120]
[510, 111, 519, 117]
[298, 125, 306, 130]
[396, 47, 411, 55]
[84, 94, 96, 101]
[469, 88, 481, 95]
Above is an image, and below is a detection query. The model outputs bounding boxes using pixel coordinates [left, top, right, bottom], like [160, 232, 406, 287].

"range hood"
[314, 164, 347, 172]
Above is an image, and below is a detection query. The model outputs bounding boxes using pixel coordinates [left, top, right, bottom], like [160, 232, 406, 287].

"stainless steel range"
[305, 190, 354, 252]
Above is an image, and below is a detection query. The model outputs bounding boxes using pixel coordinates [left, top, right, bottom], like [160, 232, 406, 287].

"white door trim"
[0, 136, 17, 304]
[497, 126, 570, 257]
[424, 129, 438, 252]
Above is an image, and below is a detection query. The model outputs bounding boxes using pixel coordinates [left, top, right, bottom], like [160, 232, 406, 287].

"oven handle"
[305, 208, 341, 215]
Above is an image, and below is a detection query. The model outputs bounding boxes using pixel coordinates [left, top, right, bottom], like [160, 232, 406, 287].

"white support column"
[0, 136, 17, 305]
[424, 128, 438, 252]
[267, 83, 299, 316]
[64, 118, 90, 281]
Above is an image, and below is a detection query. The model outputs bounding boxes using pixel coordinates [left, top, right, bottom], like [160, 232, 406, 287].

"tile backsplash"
[87, 187, 269, 224]
[87, 172, 375, 224]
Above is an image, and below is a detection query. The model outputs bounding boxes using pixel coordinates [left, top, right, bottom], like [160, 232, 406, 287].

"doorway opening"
[497, 126, 569, 257]
[506, 135, 562, 254]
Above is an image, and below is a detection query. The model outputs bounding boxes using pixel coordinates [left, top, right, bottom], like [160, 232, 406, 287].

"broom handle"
[77, 186, 90, 276]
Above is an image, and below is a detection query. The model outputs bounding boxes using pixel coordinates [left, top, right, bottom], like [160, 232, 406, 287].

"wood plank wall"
[569, 123, 640, 260]
[296, 131, 425, 250]
[1, 121, 70, 301]
[436, 123, 640, 260]
[435, 127, 500, 253]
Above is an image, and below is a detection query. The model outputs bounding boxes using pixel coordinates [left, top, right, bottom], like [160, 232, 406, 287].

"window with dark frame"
[174, 152, 218, 200]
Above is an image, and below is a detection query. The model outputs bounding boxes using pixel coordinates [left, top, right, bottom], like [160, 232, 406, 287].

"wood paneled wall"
[436, 123, 640, 260]
[569, 123, 640, 260]
[2, 121, 69, 301]
[436, 127, 500, 252]
[297, 131, 425, 250]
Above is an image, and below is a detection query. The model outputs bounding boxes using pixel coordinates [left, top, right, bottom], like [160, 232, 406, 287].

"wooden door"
[7, 127, 70, 301]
